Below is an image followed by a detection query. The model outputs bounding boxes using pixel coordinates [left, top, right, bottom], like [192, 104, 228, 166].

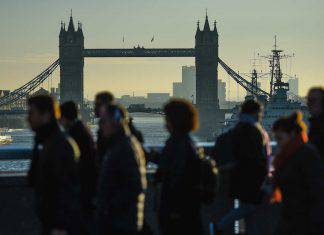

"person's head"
[27, 95, 60, 131]
[240, 99, 263, 122]
[59, 101, 79, 128]
[163, 99, 199, 135]
[94, 91, 115, 117]
[99, 103, 126, 138]
[307, 87, 324, 117]
[272, 112, 307, 148]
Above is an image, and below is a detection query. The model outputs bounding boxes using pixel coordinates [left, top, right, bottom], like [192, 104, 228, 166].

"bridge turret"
[67, 11, 75, 32]
[59, 12, 84, 107]
[76, 22, 84, 44]
[195, 20, 202, 42]
[213, 20, 218, 36]
[59, 21, 66, 44]
[203, 14, 211, 31]
[77, 22, 83, 34]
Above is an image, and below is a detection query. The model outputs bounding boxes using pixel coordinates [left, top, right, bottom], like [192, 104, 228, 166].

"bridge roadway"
[0, 145, 280, 235]
[83, 48, 196, 57]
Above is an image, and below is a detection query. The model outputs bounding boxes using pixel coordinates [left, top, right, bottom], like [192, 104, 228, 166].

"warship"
[223, 37, 308, 133]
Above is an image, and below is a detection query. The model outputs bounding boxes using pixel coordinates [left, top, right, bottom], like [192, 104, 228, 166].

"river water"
[0, 113, 169, 172]
[0, 113, 168, 148]
[0, 113, 210, 171]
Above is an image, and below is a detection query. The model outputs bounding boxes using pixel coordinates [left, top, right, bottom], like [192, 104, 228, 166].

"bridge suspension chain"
[218, 58, 270, 98]
[0, 59, 60, 108]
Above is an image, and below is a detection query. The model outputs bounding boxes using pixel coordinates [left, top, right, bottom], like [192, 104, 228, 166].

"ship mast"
[260, 36, 294, 96]
[243, 52, 268, 98]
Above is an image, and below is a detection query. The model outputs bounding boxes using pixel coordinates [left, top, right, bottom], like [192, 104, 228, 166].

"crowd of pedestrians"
[26, 87, 324, 235]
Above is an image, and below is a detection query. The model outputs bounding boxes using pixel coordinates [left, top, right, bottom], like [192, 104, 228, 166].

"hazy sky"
[0, 0, 323, 99]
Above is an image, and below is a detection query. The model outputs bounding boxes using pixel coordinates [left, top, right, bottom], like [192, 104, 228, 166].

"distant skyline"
[1, 0, 323, 99]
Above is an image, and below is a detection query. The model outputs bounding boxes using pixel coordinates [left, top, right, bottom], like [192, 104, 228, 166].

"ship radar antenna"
[274, 35, 277, 51]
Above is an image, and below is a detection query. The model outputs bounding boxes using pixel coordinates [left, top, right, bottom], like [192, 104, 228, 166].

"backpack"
[197, 147, 219, 204]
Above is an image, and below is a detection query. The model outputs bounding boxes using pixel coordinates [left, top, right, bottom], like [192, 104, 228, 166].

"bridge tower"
[195, 14, 223, 139]
[59, 13, 84, 106]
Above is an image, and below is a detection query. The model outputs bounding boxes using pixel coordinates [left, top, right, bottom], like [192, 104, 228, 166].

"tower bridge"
[0, 13, 269, 139]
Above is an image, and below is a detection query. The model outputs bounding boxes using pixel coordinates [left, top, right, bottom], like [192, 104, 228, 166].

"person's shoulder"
[59, 129, 80, 154]
[71, 120, 92, 136]
[186, 135, 197, 150]
[234, 121, 251, 130]
[50, 129, 68, 146]
[216, 129, 234, 143]
[234, 121, 260, 135]
[47, 130, 80, 161]
[296, 143, 322, 164]
[299, 143, 321, 157]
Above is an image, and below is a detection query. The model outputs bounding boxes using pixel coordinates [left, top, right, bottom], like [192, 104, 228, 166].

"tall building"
[173, 66, 196, 102]
[218, 80, 226, 108]
[173, 82, 185, 98]
[182, 66, 196, 102]
[59, 13, 84, 106]
[288, 77, 299, 96]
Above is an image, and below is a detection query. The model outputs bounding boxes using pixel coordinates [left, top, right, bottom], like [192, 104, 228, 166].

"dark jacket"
[155, 134, 203, 235]
[211, 129, 235, 167]
[229, 121, 268, 204]
[96, 129, 106, 166]
[28, 122, 80, 233]
[309, 115, 324, 160]
[97, 129, 147, 235]
[68, 120, 97, 217]
[97, 121, 144, 166]
[274, 144, 324, 235]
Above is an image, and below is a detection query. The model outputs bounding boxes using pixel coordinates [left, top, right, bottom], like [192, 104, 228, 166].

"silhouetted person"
[95, 91, 145, 165]
[60, 101, 97, 235]
[307, 87, 324, 160]
[215, 99, 268, 234]
[94, 91, 115, 165]
[154, 99, 203, 235]
[94, 91, 115, 118]
[272, 112, 324, 235]
[96, 104, 147, 235]
[27, 95, 80, 235]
